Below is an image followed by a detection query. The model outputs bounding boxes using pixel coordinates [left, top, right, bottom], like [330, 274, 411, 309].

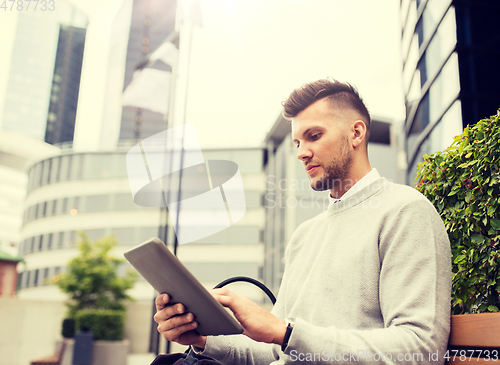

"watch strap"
[281, 319, 294, 352]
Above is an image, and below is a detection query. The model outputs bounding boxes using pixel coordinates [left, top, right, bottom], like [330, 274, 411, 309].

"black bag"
[150, 276, 276, 365]
[151, 350, 221, 365]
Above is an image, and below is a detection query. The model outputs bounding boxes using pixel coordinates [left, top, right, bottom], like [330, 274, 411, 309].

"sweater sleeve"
[192, 333, 278, 364]
[281, 199, 451, 365]
[191, 303, 283, 365]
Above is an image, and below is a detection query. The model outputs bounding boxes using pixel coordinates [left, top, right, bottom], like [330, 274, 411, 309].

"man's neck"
[330, 164, 372, 199]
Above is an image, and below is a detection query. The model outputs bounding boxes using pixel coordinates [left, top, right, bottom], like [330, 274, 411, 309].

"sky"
[0, 0, 406, 150]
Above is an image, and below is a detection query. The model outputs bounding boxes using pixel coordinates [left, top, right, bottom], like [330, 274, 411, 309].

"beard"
[310, 136, 353, 191]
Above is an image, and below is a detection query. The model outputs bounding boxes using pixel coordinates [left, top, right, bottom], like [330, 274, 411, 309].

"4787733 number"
[444, 349, 499, 362]
[1, 0, 55, 11]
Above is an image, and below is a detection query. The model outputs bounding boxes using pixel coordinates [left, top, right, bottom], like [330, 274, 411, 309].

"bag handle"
[181, 276, 276, 358]
[213, 276, 276, 304]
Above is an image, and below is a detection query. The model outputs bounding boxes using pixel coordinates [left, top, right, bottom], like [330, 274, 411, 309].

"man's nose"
[296, 144, 312, 161]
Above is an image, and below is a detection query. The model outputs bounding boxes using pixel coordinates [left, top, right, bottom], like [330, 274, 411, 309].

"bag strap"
[182, 276, 276, 361]
[213, 276, 276, 304]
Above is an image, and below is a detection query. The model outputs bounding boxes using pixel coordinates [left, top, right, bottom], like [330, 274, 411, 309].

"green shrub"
[75, 309, 125, 341]
[415, 109, 500, 314]
[62, 317, 75, 338]
[56, 233, 137, 318]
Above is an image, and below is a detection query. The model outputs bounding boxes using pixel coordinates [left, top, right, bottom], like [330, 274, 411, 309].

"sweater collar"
[328, 170, 385, 215]
[328, 168, 381, 207]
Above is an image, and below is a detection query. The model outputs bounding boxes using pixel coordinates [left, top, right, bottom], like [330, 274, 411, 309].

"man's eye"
[311, 134, 321, 140]
[295, 143, 300, 149]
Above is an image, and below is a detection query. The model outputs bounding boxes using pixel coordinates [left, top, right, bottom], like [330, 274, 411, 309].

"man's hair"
[282, 79, 371, 143]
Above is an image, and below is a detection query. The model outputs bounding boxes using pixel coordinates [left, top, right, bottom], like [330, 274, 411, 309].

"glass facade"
[401, 0, 500, 185]
[44, 25, 87, 144]
[119, 0, 177, 141]
[401, 0, 462, 184]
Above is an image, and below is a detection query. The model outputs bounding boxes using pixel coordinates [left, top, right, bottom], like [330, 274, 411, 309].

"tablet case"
[124, 238, 244, 336]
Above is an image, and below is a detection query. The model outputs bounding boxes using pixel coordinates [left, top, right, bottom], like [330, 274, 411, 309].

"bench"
[30, 341, 66, 365]
[446, 313, 500, 364]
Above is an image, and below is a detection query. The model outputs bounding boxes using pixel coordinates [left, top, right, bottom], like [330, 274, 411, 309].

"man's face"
[291, 98, 353, 191]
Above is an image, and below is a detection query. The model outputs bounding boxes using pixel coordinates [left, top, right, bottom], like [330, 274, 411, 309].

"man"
[154, 79, 451, 364]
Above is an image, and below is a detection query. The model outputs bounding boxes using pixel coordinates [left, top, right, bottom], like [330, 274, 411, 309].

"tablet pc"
[124, 238, 244, 336]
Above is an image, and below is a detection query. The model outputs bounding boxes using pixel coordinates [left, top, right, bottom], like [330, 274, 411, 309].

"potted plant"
[56, 233, 138, 365]
[415, 110, 500, 358]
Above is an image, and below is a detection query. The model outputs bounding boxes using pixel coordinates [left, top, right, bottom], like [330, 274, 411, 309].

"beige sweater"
[197, 177, 451, 364]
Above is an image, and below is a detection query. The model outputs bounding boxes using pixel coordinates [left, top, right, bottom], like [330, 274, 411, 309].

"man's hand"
[211, 288, 287, 346]
[153, 294, 207, 349]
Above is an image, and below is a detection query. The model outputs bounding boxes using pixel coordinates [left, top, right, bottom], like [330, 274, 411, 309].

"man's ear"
[351, 120, 367, 148]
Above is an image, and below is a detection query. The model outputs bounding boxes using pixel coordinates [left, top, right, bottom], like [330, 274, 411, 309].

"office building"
[45, 25, 87, 145]
[119, 0, 177, 141]
[17, 146, 266, 304]
[0, 2, 87, 144]
[400, 0, 500, 184]
[0, 129, 61, 262]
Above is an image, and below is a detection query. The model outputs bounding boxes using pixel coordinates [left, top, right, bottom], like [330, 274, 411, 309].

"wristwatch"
[281, 318, 295, 352]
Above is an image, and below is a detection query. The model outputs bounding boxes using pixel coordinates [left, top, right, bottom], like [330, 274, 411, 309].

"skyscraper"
[45, 25, 87, 145]
[0, 1, 87, 144]
[119, 0, 177, 142]
[400, 0, 500, 184]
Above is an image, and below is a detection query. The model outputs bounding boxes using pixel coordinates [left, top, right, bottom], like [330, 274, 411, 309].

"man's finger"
[155, 293, 172, 311]
[154, 303, 186, 323]
[157, 312, 195, 332]
[212, 292, 237, 311]
[158, 320, 198, 341]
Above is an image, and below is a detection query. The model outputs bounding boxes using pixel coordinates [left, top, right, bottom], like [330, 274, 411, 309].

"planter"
[58, 339, 129, 365]
[91, 339, 129, 365]
[446, 313, 500, 364]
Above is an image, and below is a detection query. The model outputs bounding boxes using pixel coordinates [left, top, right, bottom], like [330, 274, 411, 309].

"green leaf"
[490, 219, 500, 230]
[471, 233, 485, 243]
[488, 306, 499, 312]
[454, 255, 466, 264]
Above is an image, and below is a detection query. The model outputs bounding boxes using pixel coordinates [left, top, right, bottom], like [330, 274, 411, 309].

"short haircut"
[282, 79, 371, 143]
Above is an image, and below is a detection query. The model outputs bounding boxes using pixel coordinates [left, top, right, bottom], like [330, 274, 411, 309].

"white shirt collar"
[329, 168, 380, 206]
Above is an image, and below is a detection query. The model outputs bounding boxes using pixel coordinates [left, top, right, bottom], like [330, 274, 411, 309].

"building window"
[43, 268, 50, 285]
[401, 0, 417, 60]
[61, 198, 68, 214]
[38, 235, 43, 251]
[66, 155, 73, 180]
[45, 159, 52, 184]
[415, 0, 452, 49]
[50, 157, 61, 183]
[58, 232, 64, 248]
[26, 271, 31, 288]
[34, 269, 39, 286]
[60, 155, 71, 181]
[47, 233, 53, 250]
[418, 7, 457, 87]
